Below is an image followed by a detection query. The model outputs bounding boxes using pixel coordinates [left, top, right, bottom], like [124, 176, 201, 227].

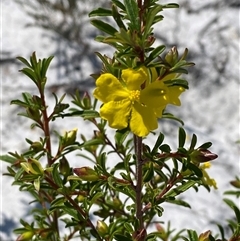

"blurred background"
[1, 0, 239, 240]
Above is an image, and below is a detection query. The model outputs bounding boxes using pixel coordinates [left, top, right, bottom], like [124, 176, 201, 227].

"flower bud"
[77, 195, 85, 202]
[59, 156, 70, 176]
[73, 167, 99, 181]
[28, 158, 44, 175]
[230, 180, 240, 188]
[190, 149, 218, 163]
[62, 128, 78, 147]
[16, 231, 34, 241]
[155, 223, 166, 239]
[165, 46, 178, 66]
[30, 141, 43, 152]
[112, 197, 123, 210]
[96, 220, 108, 236]
[199, 230, 211, 241]
[21, 159, 44, 175]
[82, 91, 92, 109]
[144, 34, 155, 47]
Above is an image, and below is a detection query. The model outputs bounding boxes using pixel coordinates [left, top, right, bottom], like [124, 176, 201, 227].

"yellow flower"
[93, 67, 184, 137]
[200, 162, 218, 189]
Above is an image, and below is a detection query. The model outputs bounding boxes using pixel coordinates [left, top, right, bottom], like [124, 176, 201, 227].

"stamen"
[129, 90, 140, 102]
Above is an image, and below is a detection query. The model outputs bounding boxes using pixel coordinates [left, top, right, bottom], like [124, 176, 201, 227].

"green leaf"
[112, 4, 126, 30]
[198, 142, 212, 149]
[124, 0, 140, 31]
[123, 223, 133, 232]
[188, 163, 203, 178]
[17, 56, 32, 68]
[62, 110, 99, 119]
[52, 163, 63, 187]
[41, 55, 54, 78]
[81, 138, 104, 148]
[112, 0, 126, 11]
[14, 168, 25, 181]
[224, 190, 240, 197]
[164, 79, 189, 89]
[114, 128, 130, 146]
[159, 144, 171, 153]
[165, 180, 196, 198]
[189, 134, 197, 151]
[34, 176, 41, 191]
[89, 8, 112, 17]
[91, 19, 118, 36]
[151, 133, 164, 154]
[162, 113, 184, 125]
[148, 45, 166, 63]
[216, 224, 225, 241]
[143, 5, 163, 38]
[108, 177, 135, 200]
[223, 198, 240, 223]
[166, 198, 191, 208]
[20, 68, 38, 83]
[187, 230, 198, 241]
[143, 163, 154, 182]
[178, 127, 186, 148]
[0, 155, 16, 164]
[162, 3, 179, 9]
[114, 234, 132, 241]
[51, 197, 66, 207]
[89, 192, 103, 210]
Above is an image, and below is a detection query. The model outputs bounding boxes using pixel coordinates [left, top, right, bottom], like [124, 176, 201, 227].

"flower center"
[129, 90, 140, 102]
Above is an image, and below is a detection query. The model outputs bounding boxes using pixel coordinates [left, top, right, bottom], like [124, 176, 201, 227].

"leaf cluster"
[0, 53, 229, 241]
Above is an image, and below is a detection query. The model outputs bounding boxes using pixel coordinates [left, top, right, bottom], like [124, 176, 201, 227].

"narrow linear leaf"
[112, 0, 126, 11]
[165, 180, 196, 198]
[179, 127, 186, 148]
[41, 56, 54, 78]
[20, 68, 37, 83]
[89, 8, 112, 17]
[52, 164, 63, 187]
[163, 3, 179, 9]
[91, 19, 118, 36]
[0, 155, 16, 164]
[17, 56, 32, 68]
[189, 133, 197, 151]
[144, 5, 163, 38]
[124, 0, 140, 31]
[148, 45, 166, 62]
[112, 4, 126, 30]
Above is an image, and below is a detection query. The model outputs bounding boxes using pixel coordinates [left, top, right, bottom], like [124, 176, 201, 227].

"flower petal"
[129, 103, 158, 137]
[121, 67, 147, 90]
[168, 86, 185, 106]
[100, 100, 131, 129]
[140, 81, 169, 108]
[93, 73, 129, 103]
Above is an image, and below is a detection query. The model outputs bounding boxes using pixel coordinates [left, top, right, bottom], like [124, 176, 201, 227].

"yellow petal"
[140, 81, 169, 108]
[121, 67, 147, 90]
[153, 106, 165, 117]
[168, 86, 185, 106]
[100, 100, 131, 129]
[129, 103, 158, 137]
[93, 73, 129, 103]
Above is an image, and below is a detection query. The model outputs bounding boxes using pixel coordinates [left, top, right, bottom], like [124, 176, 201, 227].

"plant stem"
[40, 90, 52, 166]
[134, 135, 145, 236]
[45, 175, 103, 241]
[39, 89, 59, 238]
